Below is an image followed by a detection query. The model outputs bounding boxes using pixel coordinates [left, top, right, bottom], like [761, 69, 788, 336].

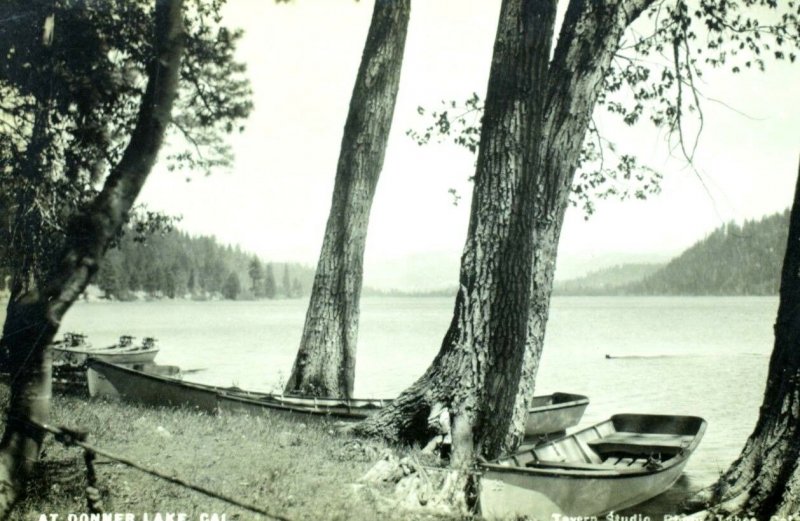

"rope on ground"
[25, 418, 292, 521]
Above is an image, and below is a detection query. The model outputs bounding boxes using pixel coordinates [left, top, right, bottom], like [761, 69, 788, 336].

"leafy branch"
[406, 94, 662, 217]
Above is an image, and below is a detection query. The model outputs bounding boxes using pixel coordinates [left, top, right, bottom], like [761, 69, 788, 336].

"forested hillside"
[94, 229, 314, 301]
[628, 209, 789, 295]
[7, 209, 788, 301]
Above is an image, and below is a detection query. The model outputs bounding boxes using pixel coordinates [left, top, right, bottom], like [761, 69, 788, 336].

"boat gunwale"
[217, 390, 377, 419]
[221, 389, 388, 410]
[481, 458, 678, 479]
[88, 359, 226, 394]
[482, 413, 707, 480]
[56, 346, 160, 357]
[89, 360, 385, 418]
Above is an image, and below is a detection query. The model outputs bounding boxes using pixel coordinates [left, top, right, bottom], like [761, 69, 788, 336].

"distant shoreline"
[0, 289, 781, 306]
[59, 292, 779, 303]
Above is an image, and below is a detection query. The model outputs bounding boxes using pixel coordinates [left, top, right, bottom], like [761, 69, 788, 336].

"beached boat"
[220, 390, 588, 427]
[87, 359, 588, 430]
[479, 413, 707, 520]
[88, 359, 389, 418]
[525, 392, 588, 438]
[54, 334, 160, 366]
[87, 359, 222, 413]
[52, 332, 91, 365]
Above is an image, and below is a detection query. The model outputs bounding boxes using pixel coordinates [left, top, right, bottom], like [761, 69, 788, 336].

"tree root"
[682, 484, 716, 514]
[684, 473, 764, 521]
[685, 437, 796, 519]
[688, 491, 754, 521]
[355, 450, 473, 517]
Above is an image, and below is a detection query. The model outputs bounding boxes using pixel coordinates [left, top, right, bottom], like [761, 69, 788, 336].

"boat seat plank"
[618, 458, 647, 468]
[588, 432, 693, 457]
[601, 457, 622, 467]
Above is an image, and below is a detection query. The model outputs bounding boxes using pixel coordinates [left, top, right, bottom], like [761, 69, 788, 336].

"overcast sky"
[137, 0, 800, 286]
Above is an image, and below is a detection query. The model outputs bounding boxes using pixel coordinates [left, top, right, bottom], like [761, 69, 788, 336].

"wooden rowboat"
[220, 390, 589, 429]
[87, 360, 588, 433]
[479, 413, 707, 520]
[87, 359, 222, 413]
[525, 392, 588, 438]
[87, 359, 387, 419]
[87, 362, 181, 398]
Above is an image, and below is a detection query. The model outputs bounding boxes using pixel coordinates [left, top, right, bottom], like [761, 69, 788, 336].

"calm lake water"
[2, 296, 779, 512]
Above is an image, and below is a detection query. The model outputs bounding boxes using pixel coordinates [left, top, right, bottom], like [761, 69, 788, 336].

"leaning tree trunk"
[0, 1, 183, 515]
[353, 0, 655, 464]
[503, 0, 657, 447]
[285, 0, 410, 398]
[687, 160, 800, 519]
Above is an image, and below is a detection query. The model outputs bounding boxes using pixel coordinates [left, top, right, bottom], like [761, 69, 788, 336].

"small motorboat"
[479, 413, 707, 519]
[53, 334, 159, 366]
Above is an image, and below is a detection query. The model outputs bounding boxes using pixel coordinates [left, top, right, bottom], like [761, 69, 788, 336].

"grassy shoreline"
[2, 387, 454, 521]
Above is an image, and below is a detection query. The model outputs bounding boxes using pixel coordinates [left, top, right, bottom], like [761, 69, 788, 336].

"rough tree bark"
[687, 160, 800, 519]
[0, 0, 184, 515]
[285, 0, 410, 398]
[353, 0, 656, 464]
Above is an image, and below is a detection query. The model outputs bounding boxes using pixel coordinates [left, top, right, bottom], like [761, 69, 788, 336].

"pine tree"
[282, 264, 291, 297]
[187, 269, 196, 295]
[95, 256, 121, 299]
[222, 272, 241, 300]
[291, 278, 303, 298]
[248, 256, 264, 296]
[264, 263, 277, 299]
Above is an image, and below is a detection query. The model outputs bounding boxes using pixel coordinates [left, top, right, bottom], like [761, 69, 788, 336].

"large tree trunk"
[354, 0, 655, 464]
[0, 1, 183, 515]
[688, 160, 800, 519]
[504, 0, 656, 447]
[285, 0, 410, 398]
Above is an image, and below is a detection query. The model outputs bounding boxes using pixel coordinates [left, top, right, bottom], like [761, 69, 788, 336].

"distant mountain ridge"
[553, 263, 664, 295]
[628, 209, 789, 295]
[87, 208, 789, 300]
[554, 209, 789, 296]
